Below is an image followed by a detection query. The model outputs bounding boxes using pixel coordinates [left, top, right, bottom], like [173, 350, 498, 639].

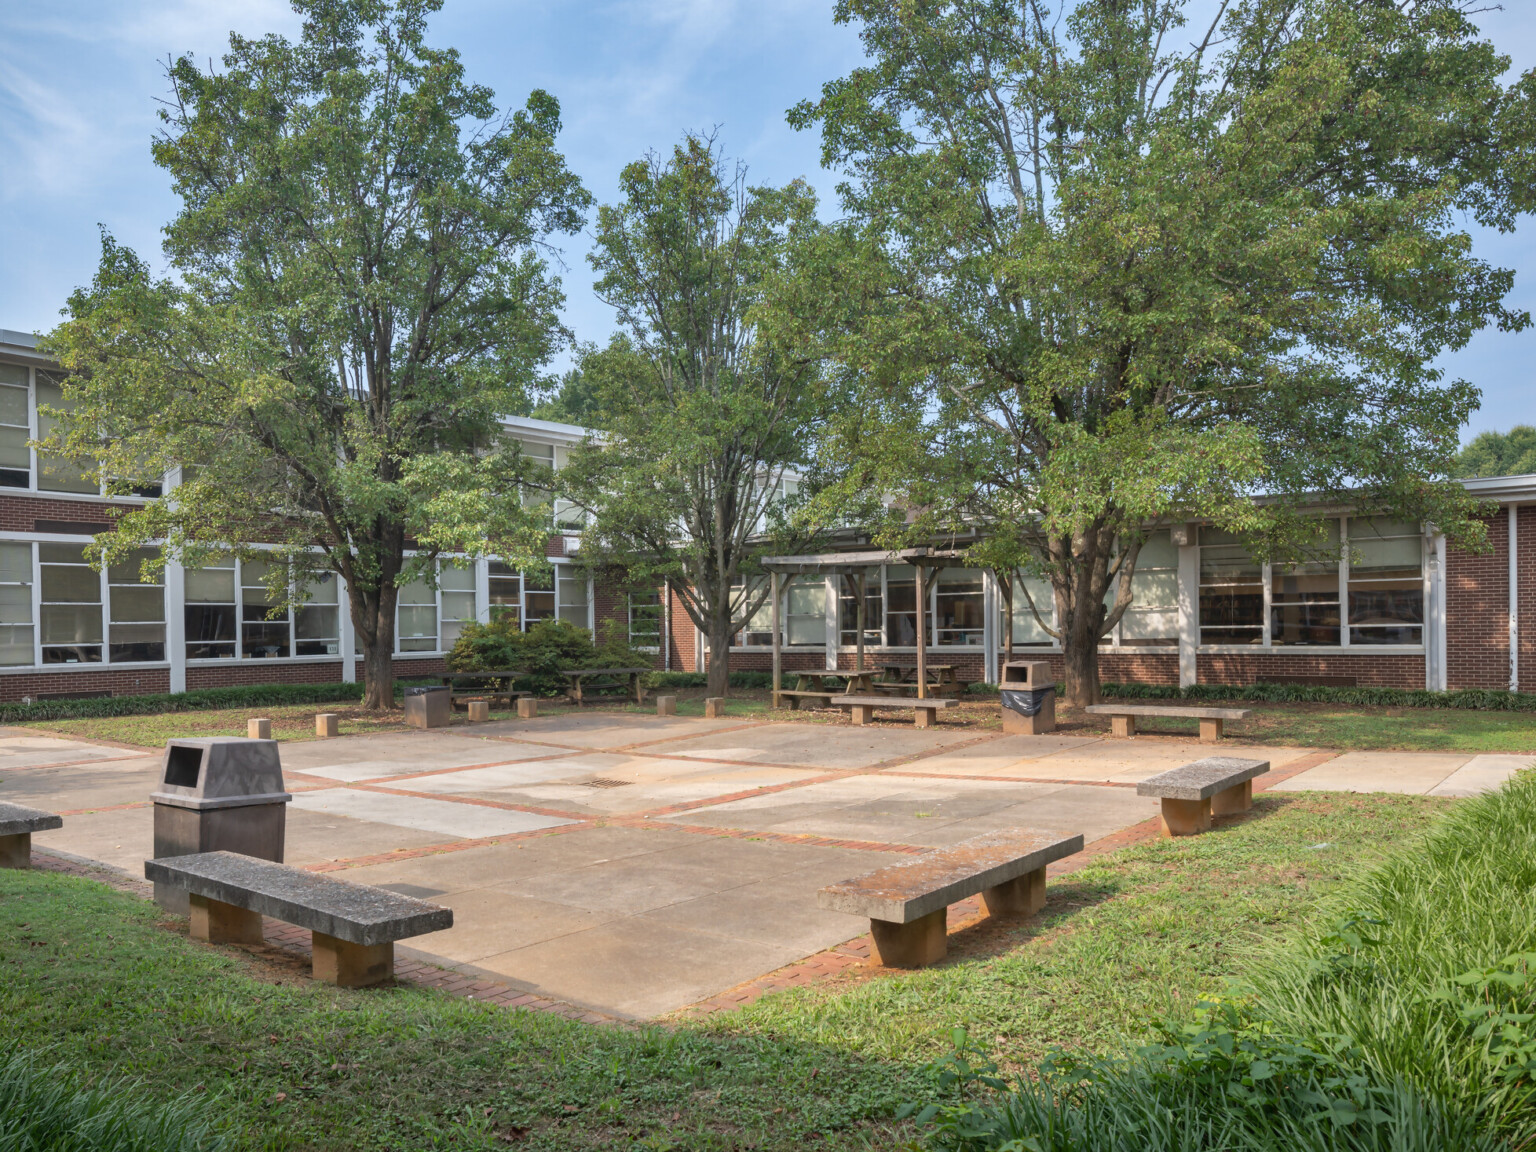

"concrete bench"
[1084, 703, 1251, 743]
[828, 694, 960, 728]
[145, 851, 452, 987]
[778, 688, 837, 710]
[0, 802, 63, 869]
[818, 829, 1083, 967]
[1137, 756, 1270, 836]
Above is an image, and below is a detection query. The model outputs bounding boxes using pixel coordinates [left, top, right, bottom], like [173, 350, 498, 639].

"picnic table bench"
[1137, 756, 1270, 836]
[831, 694, 960, 728]
[1084, 702, 1252, 743]
[819, 830, 1084, 966]
[562, 667, 649, 706]
[872, 663, 969, 695]
[777, 669, 881, 710]
[145, 851, 453, 987]
[0, 801, 62, 869]
[439, 670, 531, 711]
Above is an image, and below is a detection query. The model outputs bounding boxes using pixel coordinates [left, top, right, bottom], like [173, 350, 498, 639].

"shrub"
[0, 682, 365, 725]
[445, 616, 602, 696]
[0, 1049, 220, 1152]
[1102, 681, 1536, 713]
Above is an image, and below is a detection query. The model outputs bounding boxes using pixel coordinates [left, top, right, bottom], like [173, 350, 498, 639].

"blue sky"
[0, 0, 1530, 441]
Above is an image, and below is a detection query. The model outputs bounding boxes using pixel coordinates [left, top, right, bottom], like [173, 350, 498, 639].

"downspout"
[1512, 504, 1520, 694]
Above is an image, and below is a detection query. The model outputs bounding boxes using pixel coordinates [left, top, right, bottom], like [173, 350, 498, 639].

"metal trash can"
[151, 737, 291, 914]
[1000, 660, 1056, 735]
[403, 684, 451, 729]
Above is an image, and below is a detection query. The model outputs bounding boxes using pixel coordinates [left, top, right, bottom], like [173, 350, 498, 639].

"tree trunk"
[1061, 632, 1102, 708]
[357, 585, 400, 711]
[706, 604, 733, 698]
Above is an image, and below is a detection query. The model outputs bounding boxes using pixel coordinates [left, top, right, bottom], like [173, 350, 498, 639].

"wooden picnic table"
[873, 663, 968, 695]
[791, 669, 879, 695]
[561, 667, 649, 706]
[438, 670, 530, 711]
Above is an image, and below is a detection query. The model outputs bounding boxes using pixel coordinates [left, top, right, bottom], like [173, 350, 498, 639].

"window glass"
[934, 568, 984, 646]
[1347, 518, 1423, 644]
[241, 559, 290, 658]
[35, 373, 97, 494]
[488, 561, 521, 625]
[524, 568, 555, 623]
[397, 575, 437, 652]
[0, 541, 33, 665]
[1270, 519, 1340, 646]
[295, 571, 340, 656]
[1011, 572, 1054, 646]
[185, 554, 235, 659]
[838, 567, 882, 647]
[885, 566, 916, 646]
[520, 440, 555, 512]
[734, 578, 774, 646]
[785, 579, 826, 646]
[0, 363, 29, 489]
[107, 547, 164, 662]
[629, 589, 662, 648]
[40, 542, 101, 663]
[439, 563, 476, 648]
[1119, 531, 1179, 645]
[1199, 528, 1262, 645]
[556, 567, 589, 627]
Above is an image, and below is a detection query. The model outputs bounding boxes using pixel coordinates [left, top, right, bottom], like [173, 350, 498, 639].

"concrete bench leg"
[850, 703, 875, 726]
[248, 717, 272, 740]
[0, 831, 31, 869]
[1160, 797, 1212, 836]
[517, 697, 538, 719]
[188, 893, 264, 945]
[914, 706, 936, 729]
[312, 931, 393, 988]
[316, 712, 339, 738]
[869, 907, 947, 967]
[656, 695, 677, 716]
[467, 700, 489, 722]
[704, 697, 725, 719]
[1211, 779, 1253, 816]
[1111, 715, 1136, 738]
[1199, 718, 1224, 743]
[981, 866, 1045, 917]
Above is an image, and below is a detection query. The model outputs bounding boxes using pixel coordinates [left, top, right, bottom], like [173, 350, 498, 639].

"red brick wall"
[1197, 651, 1424, 689]
[0, 494, 131, 532]
[668, 588, 697, 672]
[0, 666, 170, 701]
[1446, 514, 1509, 690]
[1521, 506, 1536, 694]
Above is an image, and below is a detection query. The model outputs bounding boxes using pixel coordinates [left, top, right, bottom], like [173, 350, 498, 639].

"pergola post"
[770, 570, 783, 709]
[915, 563, 928, 700]
[856, 570, 867, 673]
[1001, 569, 1014, 666]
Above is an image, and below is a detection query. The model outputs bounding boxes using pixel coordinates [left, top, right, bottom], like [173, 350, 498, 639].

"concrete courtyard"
[2, 713, 1529, 1018]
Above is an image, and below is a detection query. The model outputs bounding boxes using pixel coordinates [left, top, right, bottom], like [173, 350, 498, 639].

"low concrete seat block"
[829, 695, 959, 728]
[1084, 703, 1253, 744]
[1136, 757, 1270, 836]
[0, 802, 63, 869]
[819, 829, 1083, 967]
[145, 851, 452, 987]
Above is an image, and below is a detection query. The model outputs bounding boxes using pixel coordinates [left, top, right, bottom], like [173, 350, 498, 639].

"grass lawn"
[2, 790, 1448, 1149]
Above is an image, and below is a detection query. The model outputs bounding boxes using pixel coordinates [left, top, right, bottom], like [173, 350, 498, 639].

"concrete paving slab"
[391, 754, 618, 792]
[642, 723, 979, 770]
[401, 887, 620, 963]
[469, 713, 757, 751]
[281, 807, 452, 866]
[281, 731, 560, 782]
[289, 787, 576, 839]
[32, 806, 154, 875]
[1428, 754, 1536, 798]
[0, 758, 163, 810]
[1271, 751, 1473, 795]
[495, 845, 785, 915]
[912, 740, 1315, 785]
[897, 734, 1104, 776]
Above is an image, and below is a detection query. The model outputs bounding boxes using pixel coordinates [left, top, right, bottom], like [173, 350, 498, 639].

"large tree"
[558, 137, 831, 697]
[43, 0, 590, 708]
[1455, 427, 1536, 479]
[788, 0, 1534, 704]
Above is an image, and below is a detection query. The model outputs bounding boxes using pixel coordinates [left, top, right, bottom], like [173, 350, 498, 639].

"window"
[629, 589, 662, 648]
[1122, 531, 1178, 646]
[734, 578, 774, 646]
[39, 542, 101, 663]
[35, 372, 97, 494]
[397, 576, 437, 652]
[488, 561, 522, 625]
[524, 569, 555, 622]
[520, 440, 555, 514]
[241, 560, 290, 658]
[1199, 528, 1263, 645]
[785, 578, 826, 646]
[885, 566, 917, 646]
[934, 568, 984, 645]
[440, 564, 476, 648]
[0, 364, 30, 488]
[296, 572, 340, 656]
[1348, 518, 1423, 644]
[107, 548, 165, 662]
[1010, 572, 1055, 647]
[838, 567, 882, 646]
[1271, 520, 1341, 646]
[557, 567, 589, 627]
[185, 555, 236, 659]
[0, 542, 33, 664]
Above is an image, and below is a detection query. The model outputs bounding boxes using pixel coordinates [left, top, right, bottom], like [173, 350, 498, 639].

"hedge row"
[0, 681, 367, 725]
[644, 670, 790, 690]
[1101, 680, 1536, 712]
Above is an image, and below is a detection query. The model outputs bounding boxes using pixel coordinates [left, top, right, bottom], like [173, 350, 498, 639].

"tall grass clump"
[0, 1050, 220, 1151]
[913, 772, 1536, 1150]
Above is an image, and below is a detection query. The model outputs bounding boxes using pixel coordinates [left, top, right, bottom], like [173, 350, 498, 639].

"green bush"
[0, 682, 366, 725]
[642, 670, 794, 690]
[1103, 680, 1536, 713]
[445, 616, 603, 696]
[0, 1049, 220, 1152]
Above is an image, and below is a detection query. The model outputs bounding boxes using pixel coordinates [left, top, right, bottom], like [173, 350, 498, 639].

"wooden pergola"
[758, 547, 969, 704]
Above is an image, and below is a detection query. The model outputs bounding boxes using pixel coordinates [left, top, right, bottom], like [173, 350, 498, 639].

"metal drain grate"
[580, 778, 633, 789]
